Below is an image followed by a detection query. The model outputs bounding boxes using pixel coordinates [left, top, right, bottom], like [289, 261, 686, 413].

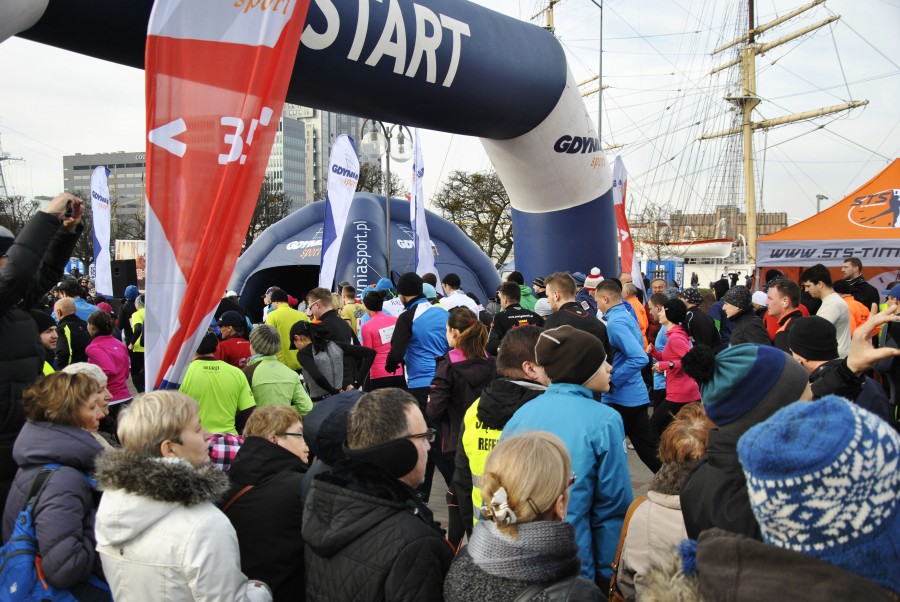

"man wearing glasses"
[304, 388, 454, 601]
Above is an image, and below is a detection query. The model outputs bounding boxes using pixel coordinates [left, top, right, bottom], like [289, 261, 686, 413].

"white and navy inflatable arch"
[3, 0, 617, 282]
[230, 193, 501, 318]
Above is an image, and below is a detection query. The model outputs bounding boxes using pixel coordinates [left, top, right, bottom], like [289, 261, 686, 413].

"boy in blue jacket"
[503, 325, 633, 590]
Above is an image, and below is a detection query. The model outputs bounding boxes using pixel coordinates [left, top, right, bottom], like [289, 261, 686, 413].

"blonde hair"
[22, 371, 102, 427]
[480, 432, 571, 538]
[243, 405, 301, 438]
[659, 402, 715, 464]
[117, 391, 199, 457]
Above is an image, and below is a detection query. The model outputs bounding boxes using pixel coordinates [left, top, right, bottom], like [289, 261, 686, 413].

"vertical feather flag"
[411, 128, 438, 279]
[144, 0, 310, 389]
[613, 156, 642, 294]
[319, 135, 359, 290]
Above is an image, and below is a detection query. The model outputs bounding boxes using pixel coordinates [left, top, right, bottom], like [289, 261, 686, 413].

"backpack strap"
[22, 464, 63, 512]
[221, 485, 254, 514]
[608, 495, 647, 599]
[243, 360, 262, 387]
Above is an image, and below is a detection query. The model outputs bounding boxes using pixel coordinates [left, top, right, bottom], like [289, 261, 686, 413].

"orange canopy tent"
[757, 159, 900, 288]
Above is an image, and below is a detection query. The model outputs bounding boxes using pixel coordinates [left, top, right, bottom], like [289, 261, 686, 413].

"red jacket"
[648, 324, 700, 403]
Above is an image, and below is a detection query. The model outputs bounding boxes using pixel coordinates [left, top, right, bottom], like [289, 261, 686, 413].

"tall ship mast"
[701, 0, 867, 263]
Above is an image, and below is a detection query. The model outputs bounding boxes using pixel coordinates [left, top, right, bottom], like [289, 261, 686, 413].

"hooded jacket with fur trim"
[93, 450, 272, 602]
[639, 528, 897, 602]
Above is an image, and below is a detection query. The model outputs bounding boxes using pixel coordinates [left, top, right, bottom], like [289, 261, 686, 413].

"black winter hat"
[30, 310, 56, 333]
[787, 316, 838, 361]
[712, 279, 730, 300]
[397, 272, 424, 296]
[662, 299, 687, 325]
[535, 325, 607, 386]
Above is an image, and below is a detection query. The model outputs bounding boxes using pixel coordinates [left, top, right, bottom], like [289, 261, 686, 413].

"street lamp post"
[359, 120, 413, 275]
[815, 194, 828, 213]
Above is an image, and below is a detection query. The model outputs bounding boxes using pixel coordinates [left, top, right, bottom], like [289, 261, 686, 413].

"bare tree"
[357, 161, 409, 198]
[0, 195, 39, 233]
[244, 176, 293, 251]
[630, 202, 693, 280]
[431, 170, 514, 269]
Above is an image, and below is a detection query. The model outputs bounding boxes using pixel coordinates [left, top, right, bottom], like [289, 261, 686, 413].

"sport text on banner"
[144, 0, 311, 390]
[319, 135, 359, 290]
[411, 128, 438, 279]
[90, 166, 113, 296]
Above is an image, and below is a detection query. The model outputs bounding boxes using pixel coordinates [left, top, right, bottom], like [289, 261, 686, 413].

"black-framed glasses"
[278, 432, 304, 439]
[407, 428, 436, 443]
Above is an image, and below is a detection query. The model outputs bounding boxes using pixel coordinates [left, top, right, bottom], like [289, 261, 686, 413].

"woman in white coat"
[94, 390, 272, 601]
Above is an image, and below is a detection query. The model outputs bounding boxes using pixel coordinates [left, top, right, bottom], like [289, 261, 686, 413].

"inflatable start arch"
[2, 0, 618, 282]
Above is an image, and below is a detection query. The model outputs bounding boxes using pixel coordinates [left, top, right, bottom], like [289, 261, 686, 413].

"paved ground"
[429, 439, 654, 531]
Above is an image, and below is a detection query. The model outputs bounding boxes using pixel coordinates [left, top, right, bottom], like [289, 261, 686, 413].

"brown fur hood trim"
[95, 449, 229, 506]
[639, 548, 705, 602]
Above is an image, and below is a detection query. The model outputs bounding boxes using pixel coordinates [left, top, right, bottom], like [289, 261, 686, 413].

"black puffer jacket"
[55, 313, 91, 369]
[680, 429, 762, 541]
[727, 310, 771, 347]
[0, 212, 81, 508]
[223, 436, 307, 601]
[304, 461, 454, 602]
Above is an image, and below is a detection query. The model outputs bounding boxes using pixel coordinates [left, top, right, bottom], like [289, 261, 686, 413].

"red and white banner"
[144, 0, 309, 389]
[612, 156, 642, 292]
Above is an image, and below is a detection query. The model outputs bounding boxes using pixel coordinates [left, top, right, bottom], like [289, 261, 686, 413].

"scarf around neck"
[467, 519, 581, 582]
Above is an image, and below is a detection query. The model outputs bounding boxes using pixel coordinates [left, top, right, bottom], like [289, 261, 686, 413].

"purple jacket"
[87, 334, 131, 403]
[1, 421, 105, 589]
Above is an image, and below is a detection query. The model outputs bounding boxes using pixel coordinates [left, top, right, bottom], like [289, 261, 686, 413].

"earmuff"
[342, 437, 419, 479]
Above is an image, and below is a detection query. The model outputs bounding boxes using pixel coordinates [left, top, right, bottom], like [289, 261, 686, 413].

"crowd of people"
[0, 193, 899, 601]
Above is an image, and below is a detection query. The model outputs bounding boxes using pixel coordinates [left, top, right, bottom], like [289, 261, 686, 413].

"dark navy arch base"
[511, 189, 619, 284]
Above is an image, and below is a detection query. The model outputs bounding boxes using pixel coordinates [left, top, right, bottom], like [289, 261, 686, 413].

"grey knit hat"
[722, 285, 752, 310]
[249, 324, 280, 356]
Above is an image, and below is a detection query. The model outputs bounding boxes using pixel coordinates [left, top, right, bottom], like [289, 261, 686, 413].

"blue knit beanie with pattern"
[738, 396, 900, 593]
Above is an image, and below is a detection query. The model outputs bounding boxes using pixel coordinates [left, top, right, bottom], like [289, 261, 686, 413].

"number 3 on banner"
[218, 107, 275, 165]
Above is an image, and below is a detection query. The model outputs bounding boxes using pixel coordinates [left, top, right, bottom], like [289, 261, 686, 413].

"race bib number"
[379, 325, 395, 345]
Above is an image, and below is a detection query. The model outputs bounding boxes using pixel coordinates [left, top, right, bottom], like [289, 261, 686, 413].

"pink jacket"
[648, 324, 700, 403]
[360, 312, 404, 380]
[87, 334, 132, 403]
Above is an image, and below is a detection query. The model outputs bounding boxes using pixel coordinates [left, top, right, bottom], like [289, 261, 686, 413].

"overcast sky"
[0, 0, 897, 222]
